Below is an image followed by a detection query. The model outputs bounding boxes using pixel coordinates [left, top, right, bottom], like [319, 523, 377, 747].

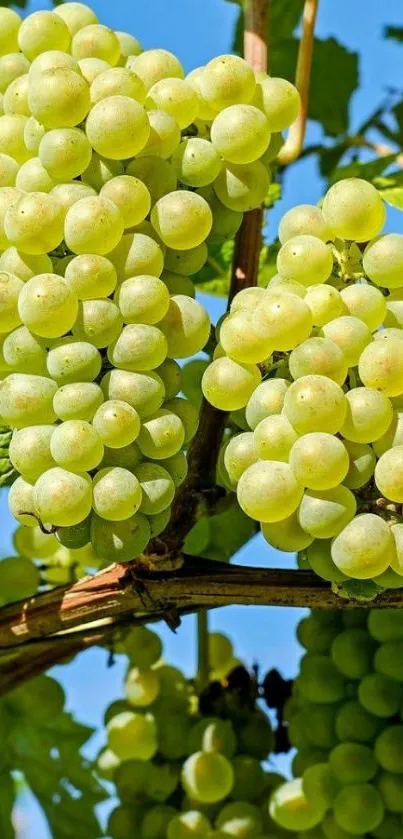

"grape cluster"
[0, 3, 299, 563]
[206, 177, 403, 589]
[96, 627, 283, 839]
[270, 609, 403, 838]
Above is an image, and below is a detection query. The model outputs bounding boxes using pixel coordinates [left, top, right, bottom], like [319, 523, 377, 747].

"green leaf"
[330, 153, 398, 184]
[375, 169, 403, 211]
[0, 772, 15, 839]
[264, 180, 282, 209]
[193, 240, 232, 296]
[384, 26, 403, 43]
[185, 504, 256, 562]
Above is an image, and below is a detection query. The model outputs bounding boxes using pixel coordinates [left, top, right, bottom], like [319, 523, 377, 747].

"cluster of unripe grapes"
[0, 3, 300, 564]
[208, 177, 403, 589]
[96, 626, 283, 839]
[270, 608, 403, 837]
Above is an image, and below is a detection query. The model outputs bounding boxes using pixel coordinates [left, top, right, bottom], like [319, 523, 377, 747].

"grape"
[145, 78, 198, 129]
[164, 248, 206, 281]
[343, 440, 376, 490]
[361, 233, 403, 289]
[51, 181, 96, 216]
[376, 774, 403, 816]
[368, 609, 403, 642]
[160, 270, 194, 298]
[110, 231, 164, 280]
[283, 375, 346, 435]
[9, 425, 55, 481]
[255, 292, 313, 352]
[297, 614, 340, 654]
[134, 462, 174, 515]
[0, 52, 29, 95]
[86, 95, 149, 159]
[339, 283, 386, 331]
[374, 641, 403, 682]
[23, 116, 45, 155]
[384, 295, 403, 330]
[0, 188, 23, 249]
[331, 513, 394, 579]
[245, 379, 290, 430]
[137, 110, 179, 163]
[92, 467, 142, 521]
[64, 254, 117, 301]
[73, 299, 122, 347]
[277, 235, 333, 286]
[16, 157, 55, 193]
[0, 271, 23, 333]
[164, 397, 198, 444]
[303, 763, 340, 810]
[340, 387, 393, 443]
[223, 432, 258, 485]
[279, 204, 333, 244]
[0, 373, 57, 427]
[298, 486, 356, 539]
[322, 177, 386, 241]
[8, 476, 38, 527]
[0, 9, 21, 55]
[149, 508, 171, 537]
[53, 382, 103, 423]
[214, 161, 271, 212]
[321, 316, 371, 367]
[50, 420, 103, 472]
[254, 415, 298, 462]
[100, 176, 151, 229]
[92, 400, 140, 448]
[335, 700, 381, 744]
[126, 156, 177, 204]
[18, 273, 78, 339]
[5, 192, 65, 255]
[91, 511, 150, 561]
[78, 56, 110, 83]
[54, 3, 98, 36]
[150, 191, 212, 251]
[159, 295, 210, 359]
[18, 11, 71, 60]
[290, 433, 349, 490]
[107, 804, 144, 839]
[147, 763, 179, 803]
[108, 324, 167, 372]
[269, 779, 325, 832]
[231, 756, 265, 802]
[202, 357, 261, 411]
[137, 409, 185, 460]
[0, 154, 18, 188]
[0, 115, 30, 163]
[124, 626, 162, 668]
[107, 710, 157, 760]
[156, 359, 181, 401]
[237, 460, 303, 523]
[359, 338, 403, 397]
[230, 287, 266, 313]
[182, 752, 234, 804]
[219, 309, 273, 364]
[375, 444, 403, 501]
[34, 467, 92, 527]
[262, 511, 314, 552]
[46, 338, 101, 385]
[204, 191, 243, 243]
[0, 250, 51, 285]
[71, 23, 120, 63]
[82, 152, 124, 191]
[96, 748, 120, 782]
[9, 674, 65, 723]
[14, 524, 58, 559]
[298, 655, 345, 704]
[28, 68, 90, 129]
[167, 810, 211, 839]
[358, 673, 402, 718]
[102, 369, 165, 418]
[330, 628, 374, 679]
[28, 50, 80, 82]
[38, 127, 91, 182]
[334, 783, 384, 835]
[64, 195, 124, 255]
[101, 442, 141, 472]
[131, 49, 183, 90]
[172, 138, 221, 188]
[215, 802, 262, 838]
[375, 726, 403, 775]
[90, 66, 146, 104]
[253, 77, 300, 131]
[199, 55, 255, 111]
[115, 275, 169, 325]
[142, 806, 178, 839]
[3, 74, 29, 117]
[289, 337, 347, 385]
[56, 516, 91, 549]
[210, 104, 270, 164]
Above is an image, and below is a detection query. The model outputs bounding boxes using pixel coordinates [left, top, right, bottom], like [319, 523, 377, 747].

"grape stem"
[197, 609, 210, 690]
[277, 0, 319, 165]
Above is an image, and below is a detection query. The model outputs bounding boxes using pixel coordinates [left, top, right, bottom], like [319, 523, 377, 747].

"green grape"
[335, 699, 381, 743]
[0, 554, 39, 601]
[277, 235, 333, 286]
[54, 3, 98, 36]
[73, 299, 122, 348]
[202, 357, 261, 411]
[151, 191, 212, 250]
[148, 507, 171, 536]
[340, 283, 386, 331]
[289, 337, 348, 385]
[102, 369, 165, 418]
[109, 231, 164, 279]
[100, 175, 151, 228]
[223, 432, 258, 485]
[114, 758, 150, 800]
[343, 440, 376, 490]
[290, 433, 349, 490]
[334, 784, 384, 835]
[96, 747, 120, 782]
[139, 109, 181, 159]
[51, 181, 96, 215]
[18, 273, 78, 339]
[93, 400, 141, 448]
[254, 415, 298, 462]
[18, 10, 70, 59]
[9, 425, 55, 481]
[115, 275, 169, 325]
[331, 513, 394, 579]
[90, 511, 150, 561]
[53, 382, 104, 422]
[64, 195, 124, 255]
[182, 752, 234, 804]
[0, 115, 30, 163]
[14, 523, 59, 559]
[137, 409, 185, 459]
[185, 66, 216, 121]
[322, 812, 355, 839]
[260, 129, 284, 165]
[90, 66, 146, 104]
[0, 373, 58, 427]
[256, 291, 313, 351]
[165, 244, 207, 276]
[71, 23, 120, 63]
[28, 49, 79, 82]
[323, 176, 386, 239]
[23, 115, 46, 155]
[341, 387, 393, 443]
[156, 359, 181, 400]
[269, 779, 325, 832]
[0, 188, 23, 249]
[134, 461, 174, 515]
[205, 191, 243, 243]
[101, 441, 141, 471]
[202, 719, 236, 757]
[16, 157, 55, 193]
[167, 810, 211, 839]
[0, 153, 19, 188]
[107, 709, 157, 760]
[298, 654, 345, 703]
[8, 476, 37, 527]
[230, 287, 266, 313]
[363, 338, 403, 397]
[126, 156, 177, 203]
[38, 127, 92, 181]
[131, 48, 184, 89]
[214, 160, 271, 212]
[28, 67, 90, 129]
[107, 804, 145, 839]
[3, 74, 29, 116]
[0, 52, 29, 94]
[64, 254, 117, 300]
[245, 379, 290, 430]
[321, 316, 371, 367]
[368, 608, 403, 642]
[56, 517, 91, 549]
[79, 56, 110, 83]
[279, 204, 333, 244]
[374, 640, 403, 682]
[363, 233, 403, 289]
[297, 613, 339, 653]
[159, 295, 210, 359]
[34, 467, 92, 526]
[267, 275, 307, 297]
[142, 806, 178, 839]
[253, 77, 300, 130]
[86, 95, 149, 159]
[383, 295, 403, 328]
[0, 271, 23, 332]
[148, 763, 179, 803]
[283, 375, 346, 435]
[93, 466, 142, 521]
[375, 445, 403, 501]
[231, 756, 265, 802]
[215, 802, 263, 838]
[238, 711, 273, 759]
[46, 338, 101, 385]
[145, 77, 198, 128]
[82, 152, 124, 190]
[161, 270, 195, 298]
[211, 104, 270, 164]
[237, 460, 303, 523]
[219, 309, 273, 364]
[358, 672, 402, 717]
[376, 773, 403, 815]
[108, 324, 167, 372]
[125, 666, 160, 707]
[299, 486, 356, 539]
[262, 511, 314, 552]
[304, 703, 339, 749]
[124, 626, 162, 667]
[172, 138, 221, 188]
[50, 420, 103, 472]
[199, 55, 256, 110]
[305, 284, 347, 327]
[303, 763, 340, 810]
[331, 628, 374, 679]
[5, 191, 65, 255]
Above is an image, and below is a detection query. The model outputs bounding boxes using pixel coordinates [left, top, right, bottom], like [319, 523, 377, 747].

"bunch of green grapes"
[270, 608, 403, 838]
[202, 176, 403, 591]
[96, 626, 285, 839]
[0, 2, 301, 567]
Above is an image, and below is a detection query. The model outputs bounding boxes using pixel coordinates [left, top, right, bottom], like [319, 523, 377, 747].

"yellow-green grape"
[262, 511, 314, 553]
[5, 192, 64, 255]
[0, 375, 55, 429]
[245, 378, 290, 430]
[109, 232, 164, 280]
[82, 152, 124, 190]
[0, 554, 40, 602]
[107, 804, 144, 839]
[131, 48, 184, 90]
[0, 153, 19, 188]
[375, 444, 403, 501]
[167, 811, 211, 839]
[34, 466, 92, 526]
[113, 758, 151, 799]
[164, 397, 198, 444]
[391, 523, 403, 576]
[107, 710, 157, 760]
[164, 246, 207, 279]
[160, 270, 195, 298]
[172, 138, 221, 188]
[0, 271, 23, 332]
[340, 387, 393, 443]
[269, 779, 325, 832]
[384, 292, 403, 330]
[289, 337, 348, 385]
[157, 360, 182, 401]
[101, 441, 142, 471]
[333, 785, 384, 836]
[207, 633, 233, 671]
[0, 115, 30, 163]
[358, 672, 402, 718]
[126, 157, 177, 204]
[0, 187, 23, 249]
[343, 440, 376, 489]
[71, 23, 119, 63]
[151, 191, 212, 250]
[223, 432, 258, 485]
[93, 466, 142, 521]
[260, 130, 284, 165]
[214, 160, 271, 212]
[124, 626, 162, 667]
[108, 324, 167, 372]
[91, 510, 150, 561]
[51, 181, 96, 215]
[18, 273, 78, 338]
[202, 357, 261, 411]
[298, 655, 345, 704]
[290, 433, 349, 490]
[298, 485, 356, 539]
[115, 275, 169, 325]
[86, 95, 150, 159]
[219, 309, 273, 364]
[4, 326, 47, 375]
[0, 9, 21, 55]
[13, 524, 58, 559]
[73, 299, 122, 348]
[50, 420, 103, 472]
[340, 283, 386, 331]
[159, 295, 211, 358]
[146, 78, 198, 129]
[100, 176, 151, 229]
[0, 52, 29, 95]
[3, 74, 29, 117]
[90, 66, 146, 104]
[78, 57, 110, 83]
[376, 774, 403, 816]
[93, 399, 141, 448]
[253, 77, 300, 131]
[210, 104, 270, 164]
[64, 196, 124, 256]
[54, 3, 98, 36]
[181, 752, 234, 804]
[28, 50, 80, 82]
[321, 178, 386, 242]
[137, 409, 185, 460]
[102, 369, 165, 418]
[331, 628, 375, 679]
[237, 460, 303, 523]
[186, 66, 217, 120]
[125, 667, 160, 708]
[139, 109, 180, 159]
[331, 513, 394, 579]
[135, 462, 174, 515]
[0, 248, 52, 282]
[374, 642, 403, 683]
[254, 415, 298, 462]
[278, 204, 333, 244]
[359, 338, 403, 397]
[266, 274, 307, 297]
[116, 31, 142, 61]
[277, 235, 333, 286]
[199, 55, 255, 110]
[47, 338, 101, 384]
[321, 315, 372, 367]
[230, 286, 266, 313]
[163, 452, 187, 487]
[64, 254, 117, 300]
[329, 743, 377, 785]
[363, 233, 403, 289]
[9, 425, 55, 481]
[28, 68, 90, 129]
[215, 802, 262, 837]
[255, 291, 312, 351]
[23, 116, 45, 154]
[335, 698, 381, 743]
[18, 11, 70, 60]
[283, 375, 347, 435]
[205, 190, 243, 243]
[38, 128, 92, 182]
[8, 476, 38, 527]
[16, 158, 56, 193]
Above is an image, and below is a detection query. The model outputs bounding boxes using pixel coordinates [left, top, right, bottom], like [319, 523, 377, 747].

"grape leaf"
[0, 772, 15, 839]
[384, 26, 403, 43]
[330, 153, 398, 184]
[185, 504, 256, 562]
[375, 169, 403, 211]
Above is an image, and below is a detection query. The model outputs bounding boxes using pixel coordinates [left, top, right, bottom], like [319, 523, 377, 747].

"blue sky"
[2, 0, 403, 835]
